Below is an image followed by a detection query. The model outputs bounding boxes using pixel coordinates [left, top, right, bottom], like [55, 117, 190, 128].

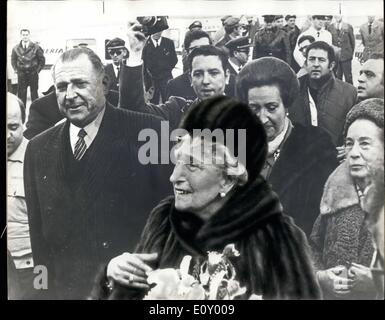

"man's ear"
[102, 74, 110, 95]
[187, 71, 192, 85]
[329, 61, 336, 71]
[225, 68, 230, 85]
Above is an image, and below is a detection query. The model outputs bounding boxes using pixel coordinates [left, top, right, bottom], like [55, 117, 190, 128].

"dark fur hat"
[343, 98, 384, 137]
[179, 96, 268, 182]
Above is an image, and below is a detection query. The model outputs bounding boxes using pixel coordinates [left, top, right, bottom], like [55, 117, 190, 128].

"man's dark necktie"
[368, 23, 372, 34]
[317, 31, 320, 38]
[74, 129, 87, 161]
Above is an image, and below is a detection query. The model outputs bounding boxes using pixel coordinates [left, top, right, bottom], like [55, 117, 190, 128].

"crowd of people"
[7, 13, 384, 300]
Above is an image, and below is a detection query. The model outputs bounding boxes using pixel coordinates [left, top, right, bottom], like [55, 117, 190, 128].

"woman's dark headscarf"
[179, 96, 267, 183]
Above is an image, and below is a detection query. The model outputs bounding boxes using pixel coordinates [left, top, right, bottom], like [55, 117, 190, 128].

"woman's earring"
[220, 192, 226, 198]
[286, 112, 289, 117]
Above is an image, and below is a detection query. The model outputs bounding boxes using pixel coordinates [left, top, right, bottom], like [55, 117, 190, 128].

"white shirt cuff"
[126, 58, 143, 67]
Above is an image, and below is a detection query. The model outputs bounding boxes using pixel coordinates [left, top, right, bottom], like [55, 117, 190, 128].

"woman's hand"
[106, 252, 158, 290]
[317, 266, 354, 298]
[348, 263, 376, 293]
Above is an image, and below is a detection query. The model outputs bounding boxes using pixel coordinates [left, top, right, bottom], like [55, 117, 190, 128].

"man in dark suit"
[282, 15, 301, 72]
[24, 48, 171, 299]
[104, 38, 128, 93]
[328, 15, 355, 84]
[120, 35, 233, 131]
[165, 29, 211, 101]
[142, 31, 178, 104]
[224, 36, 251, 76]
[359, 16, 384, 62]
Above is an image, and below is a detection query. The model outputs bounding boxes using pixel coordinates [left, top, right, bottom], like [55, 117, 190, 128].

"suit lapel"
[39, 121, 71, 207]
[107, 64, 117, 83]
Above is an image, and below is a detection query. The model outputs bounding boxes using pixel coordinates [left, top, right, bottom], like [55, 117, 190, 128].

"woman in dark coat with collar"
[92, 96, 321, 300]
[310, 99, 383, 299]
[236, 57, 338, 238]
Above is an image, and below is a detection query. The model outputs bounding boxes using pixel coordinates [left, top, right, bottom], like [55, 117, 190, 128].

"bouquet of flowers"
[143, 244, 262, 300]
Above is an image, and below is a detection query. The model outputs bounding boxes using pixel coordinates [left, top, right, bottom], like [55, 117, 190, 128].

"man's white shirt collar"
[151, 37, 162, 47]
[113, 64, 120, 77]
[69, 106, 106, 153]
[228, 59, 241, 74]
[8, 137, 29, 163]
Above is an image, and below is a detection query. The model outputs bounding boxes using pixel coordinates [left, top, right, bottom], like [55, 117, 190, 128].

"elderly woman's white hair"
[174, 134, 249, 188]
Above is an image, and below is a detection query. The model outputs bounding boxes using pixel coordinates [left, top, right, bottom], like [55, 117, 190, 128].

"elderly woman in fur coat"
[91, 96, 321, 300]
[310, 99, 384, 299]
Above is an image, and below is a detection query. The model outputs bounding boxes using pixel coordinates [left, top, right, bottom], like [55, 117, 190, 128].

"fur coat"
[92, 176, 321, 300]
[310, 161, 376, 299]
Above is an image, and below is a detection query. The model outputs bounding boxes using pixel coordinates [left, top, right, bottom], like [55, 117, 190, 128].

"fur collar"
[320, 161, 360, 215]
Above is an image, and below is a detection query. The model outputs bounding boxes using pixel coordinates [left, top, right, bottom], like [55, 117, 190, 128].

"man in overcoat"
[24, 48, 171, 299]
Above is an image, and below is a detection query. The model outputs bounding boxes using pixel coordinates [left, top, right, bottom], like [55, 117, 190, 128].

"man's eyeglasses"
[108, 49, 123, 56]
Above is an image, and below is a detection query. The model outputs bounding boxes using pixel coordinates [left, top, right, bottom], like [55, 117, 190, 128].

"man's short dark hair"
[368, 53, 384, 85]
[305, 41, 336, 64]
[298, 35, 315, 46]
[20, 29, 30, 34]
[53, 47, 105, 78]
[187, 45, 229, 73]
[184, 30, 212, 50]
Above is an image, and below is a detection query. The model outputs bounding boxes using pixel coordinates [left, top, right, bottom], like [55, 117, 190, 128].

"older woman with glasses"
[236, 57, 338, 238]
[311, 99, 384, 299]
[92, 96, 321, 300]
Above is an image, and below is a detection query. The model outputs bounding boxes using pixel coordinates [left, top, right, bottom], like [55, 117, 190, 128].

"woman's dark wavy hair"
[236, 57, 299, 108]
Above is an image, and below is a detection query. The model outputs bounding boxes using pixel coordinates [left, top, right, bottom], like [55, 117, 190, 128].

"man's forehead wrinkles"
[55, 68, 90, 81]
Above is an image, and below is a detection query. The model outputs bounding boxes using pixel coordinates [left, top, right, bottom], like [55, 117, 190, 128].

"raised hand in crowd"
[126, 22, 147, 61]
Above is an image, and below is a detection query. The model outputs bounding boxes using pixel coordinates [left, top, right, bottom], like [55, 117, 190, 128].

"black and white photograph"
[5, 0, 384, 304]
